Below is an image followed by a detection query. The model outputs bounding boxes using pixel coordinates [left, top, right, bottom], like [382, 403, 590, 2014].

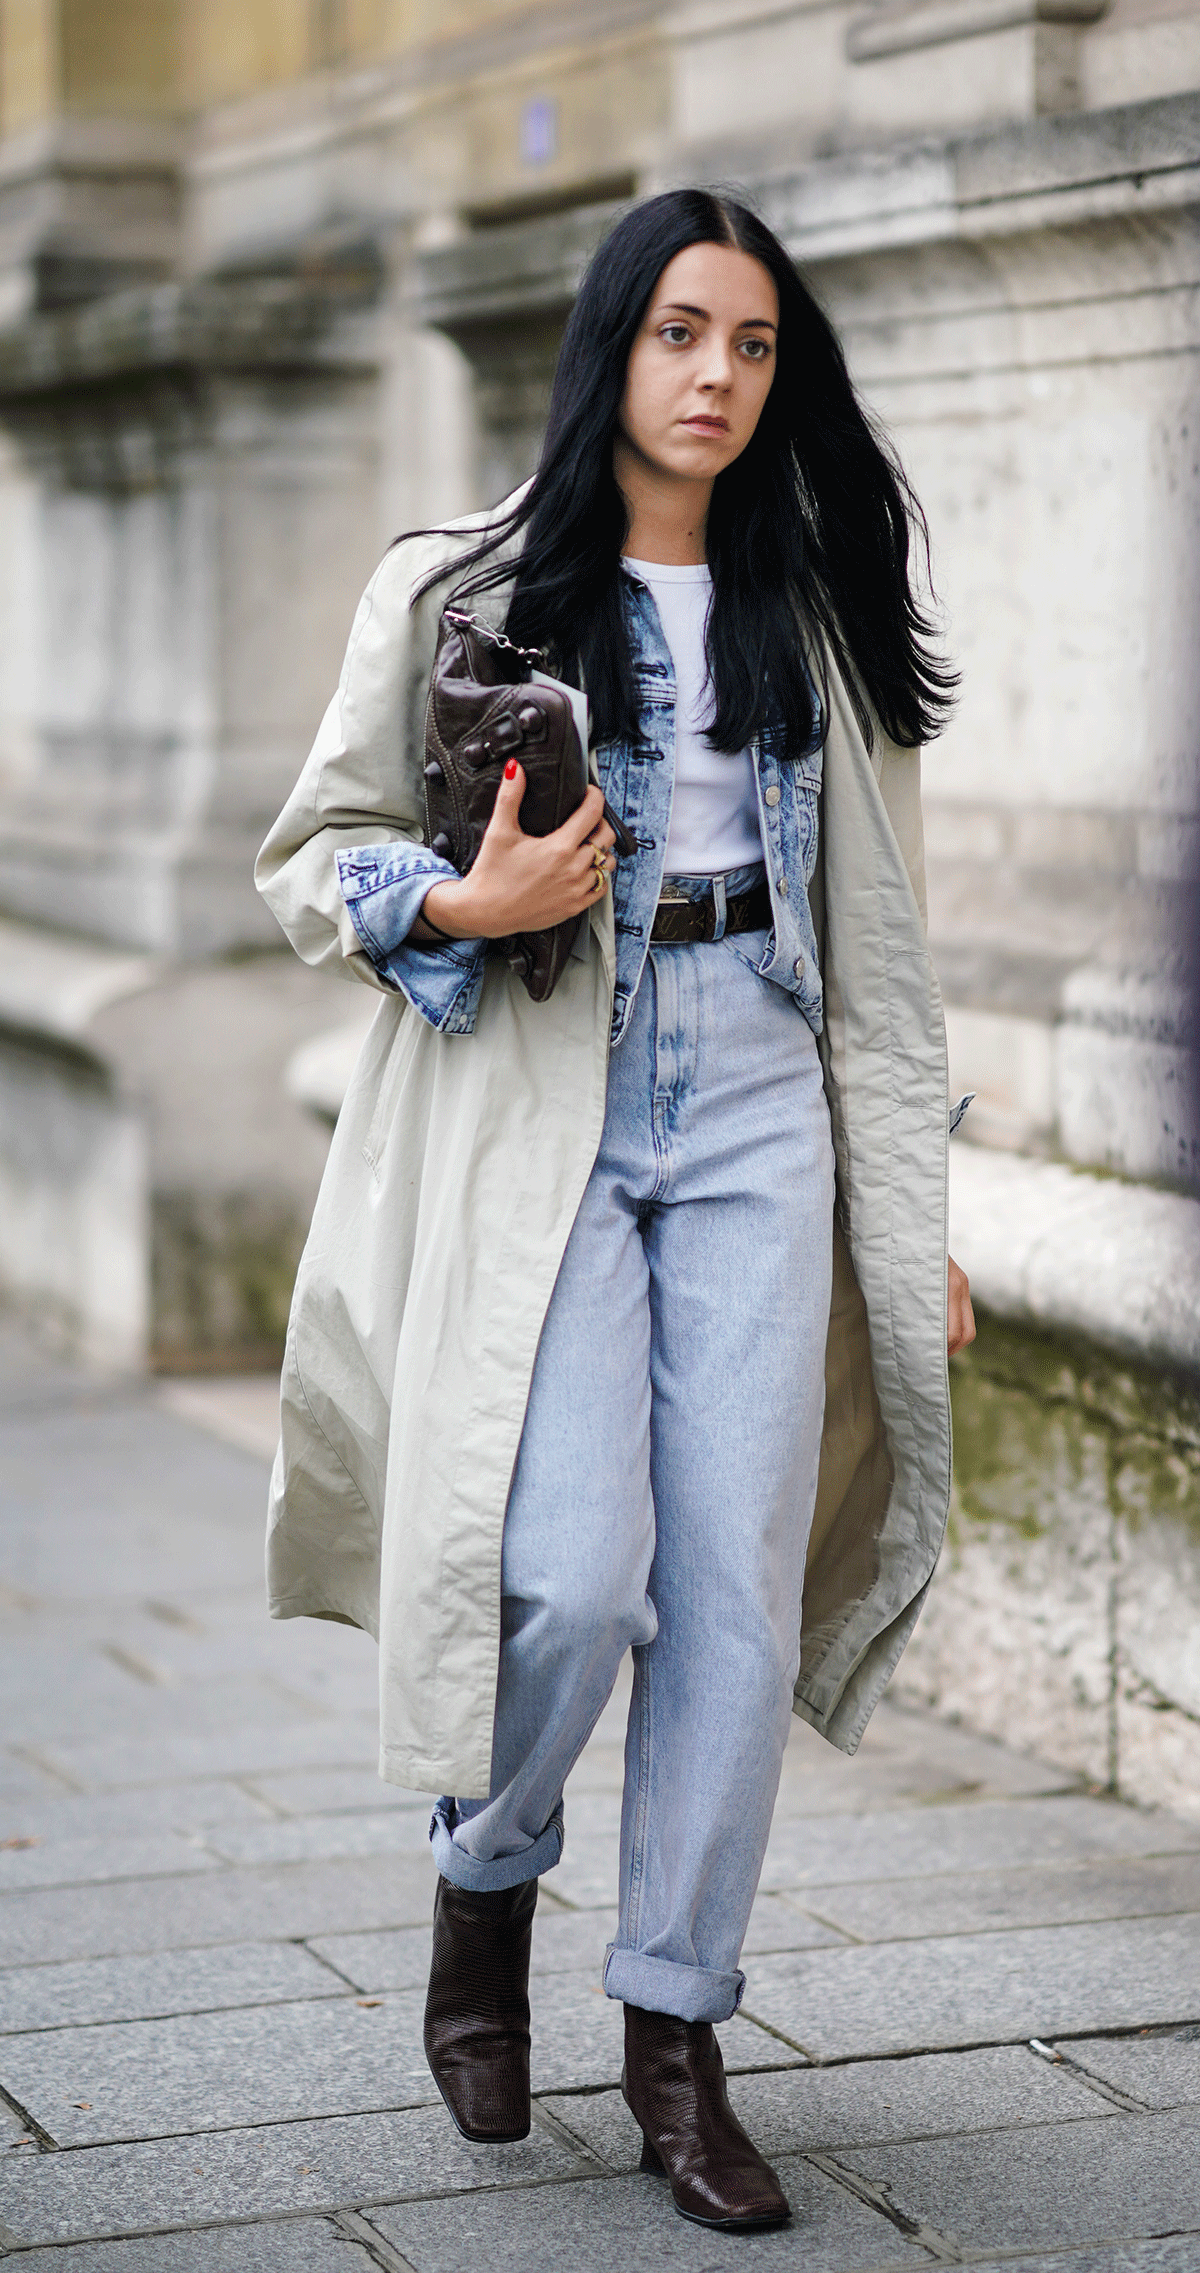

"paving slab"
[305, 1924, 434, 1996]
[0, 1940, 342, 2034]
[525, 1970, 628, 2092]
[758, 1795, 1198, 1895]
[0, 2104, 581, 2246]
[843, 1700, 1085, 1797]
[742, 1891, 849, 1955]
[0, 1850, 437, 1967]
[16, 2215, 379, 2271]
[740, 1912, 1200, 2059]
[0, 1780, 272, 1843]
[774, 1711, 1079, 1815]
[3, 1321, 1199, 2270]
[0, 1834, 221, 1895]
[1060, 2024, 1200, 2110]
[0, 1990, 438, 2146]
[1, 1665, 320, 1748]
[0, 1406, 268, 1603]
[1, 2094, 29, 2144]
[557, 1740, 626, 1796]
[372, 2157, 927, 2271]
[0, 1323, 103, 1413]
[0, 1753, 62, 1802]
[792, 1853, 1200, 1942]
[838, 2106, 1200, 2254]
[965, 2247, 1200, 2273]
[200, 1810, 434, 1869]
[543, 2041, 1110, 2172]
[70, 1618, 380, 1712]
[1, 1640, 183, 1741]
[242, 1767, 428, 1818]
[542, 1836, 623, 1908]
[546, 1789, 625, 1907]
[28, 1716, 380, 1794]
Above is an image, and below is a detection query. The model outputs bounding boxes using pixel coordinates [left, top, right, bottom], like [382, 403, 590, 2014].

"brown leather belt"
[650, 877, 772, 945]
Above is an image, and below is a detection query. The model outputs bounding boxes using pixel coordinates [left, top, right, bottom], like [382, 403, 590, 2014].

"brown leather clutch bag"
[423, 608, 635, 1003]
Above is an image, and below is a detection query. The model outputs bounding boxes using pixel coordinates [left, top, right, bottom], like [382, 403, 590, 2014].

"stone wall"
[756, 100, 1200, 1190]
[898, 1315, 1200, 1821]
[0, 271, 382, 955]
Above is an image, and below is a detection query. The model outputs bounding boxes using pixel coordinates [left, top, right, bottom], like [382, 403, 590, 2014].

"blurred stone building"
[0, 0, 1197, 1805]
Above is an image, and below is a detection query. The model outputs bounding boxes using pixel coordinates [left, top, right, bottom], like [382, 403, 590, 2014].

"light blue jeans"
[430, 930, 834, 2023]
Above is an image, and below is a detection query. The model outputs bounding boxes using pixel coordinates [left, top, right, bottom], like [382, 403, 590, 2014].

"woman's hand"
[414, 763, 616, 942]
[948, 1255, 975, 1357]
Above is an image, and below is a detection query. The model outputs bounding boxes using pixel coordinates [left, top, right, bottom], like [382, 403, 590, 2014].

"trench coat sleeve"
[254, 531, 473, 989]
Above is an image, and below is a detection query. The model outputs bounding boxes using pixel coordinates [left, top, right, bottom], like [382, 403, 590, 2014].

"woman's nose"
[698, 350, 733, 391]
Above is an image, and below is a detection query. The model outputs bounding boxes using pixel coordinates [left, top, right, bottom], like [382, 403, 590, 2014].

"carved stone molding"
[847, 0, 1109, 62]
[0, 263, 379, 412]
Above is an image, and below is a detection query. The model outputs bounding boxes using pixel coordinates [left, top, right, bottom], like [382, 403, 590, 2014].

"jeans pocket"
[723, 927, 773, 978]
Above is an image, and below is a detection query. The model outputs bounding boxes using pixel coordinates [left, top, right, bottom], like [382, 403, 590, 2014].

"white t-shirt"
[624, 558, 764, 877]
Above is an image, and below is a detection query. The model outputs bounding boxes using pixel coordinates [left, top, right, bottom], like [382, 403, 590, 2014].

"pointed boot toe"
[622, 2003, 790, 2232]
[423, 1875, 538, 2144]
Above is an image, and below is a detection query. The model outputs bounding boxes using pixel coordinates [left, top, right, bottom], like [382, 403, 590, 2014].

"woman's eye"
[660, 325, 692, 346]
[740, 338, 771, 361]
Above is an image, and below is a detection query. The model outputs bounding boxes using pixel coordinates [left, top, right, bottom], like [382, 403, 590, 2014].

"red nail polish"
[504, 759, 518, 780]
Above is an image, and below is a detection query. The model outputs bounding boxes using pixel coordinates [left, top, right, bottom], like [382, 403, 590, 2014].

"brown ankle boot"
[621, 2003, 790, 2231]
[423, 1874, 538, 2142]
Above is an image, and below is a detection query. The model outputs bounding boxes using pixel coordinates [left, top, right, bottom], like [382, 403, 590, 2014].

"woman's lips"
[681, 416, 729, 434]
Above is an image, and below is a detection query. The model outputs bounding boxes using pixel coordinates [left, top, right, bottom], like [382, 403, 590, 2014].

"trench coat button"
[764, 784, 781, 806]
[424, 759, 445, 784]
[431, 833, 453, 860]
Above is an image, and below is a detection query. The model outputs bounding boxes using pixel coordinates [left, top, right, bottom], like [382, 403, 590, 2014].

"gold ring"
[592, 847, 606, 872]
[593, 865, 606, 893]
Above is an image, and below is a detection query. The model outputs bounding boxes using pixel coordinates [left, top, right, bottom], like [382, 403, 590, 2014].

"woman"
[257, 189, 974, 2235]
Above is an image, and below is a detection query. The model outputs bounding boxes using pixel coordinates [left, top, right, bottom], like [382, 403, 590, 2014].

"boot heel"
[640, 2132, 665, 2174]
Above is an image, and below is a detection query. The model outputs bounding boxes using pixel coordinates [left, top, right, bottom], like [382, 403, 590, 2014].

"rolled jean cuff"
[602, 1945, 746, 2023]
[429, 1798, 563, 1892]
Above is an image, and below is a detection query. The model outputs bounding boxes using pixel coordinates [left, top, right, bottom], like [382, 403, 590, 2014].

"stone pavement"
[1, 1320, 1199, 2272]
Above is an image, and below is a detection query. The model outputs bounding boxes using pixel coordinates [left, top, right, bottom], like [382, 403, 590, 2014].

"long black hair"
[415, 188, 954, 753]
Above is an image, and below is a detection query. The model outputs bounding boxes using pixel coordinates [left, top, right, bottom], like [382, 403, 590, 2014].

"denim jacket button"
[794, 958, 805, 980]
[764, 785, 781, 807]
[777, 876, 788, 897]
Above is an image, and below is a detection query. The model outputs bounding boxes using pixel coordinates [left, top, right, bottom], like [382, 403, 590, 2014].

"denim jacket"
[336, 567, 825, 1048]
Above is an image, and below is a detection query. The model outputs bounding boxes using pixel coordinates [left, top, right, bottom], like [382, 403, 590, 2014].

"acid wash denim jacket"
[336, 567, 825, 1049]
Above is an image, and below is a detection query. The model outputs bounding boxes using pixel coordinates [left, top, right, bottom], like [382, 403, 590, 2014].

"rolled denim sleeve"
[336, 843, 487, 1035]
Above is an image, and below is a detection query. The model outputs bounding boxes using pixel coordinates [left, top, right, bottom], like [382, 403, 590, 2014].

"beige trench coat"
[256, 504, 952, 1796]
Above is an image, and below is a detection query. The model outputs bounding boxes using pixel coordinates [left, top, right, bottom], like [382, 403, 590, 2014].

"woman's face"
[617, 241, 779, 486]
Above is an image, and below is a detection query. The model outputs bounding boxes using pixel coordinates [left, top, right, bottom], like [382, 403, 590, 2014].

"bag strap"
[442, 608, 546, 672]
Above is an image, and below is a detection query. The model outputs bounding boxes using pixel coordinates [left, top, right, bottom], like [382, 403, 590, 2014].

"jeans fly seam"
[650, 1097, 671, 1203]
